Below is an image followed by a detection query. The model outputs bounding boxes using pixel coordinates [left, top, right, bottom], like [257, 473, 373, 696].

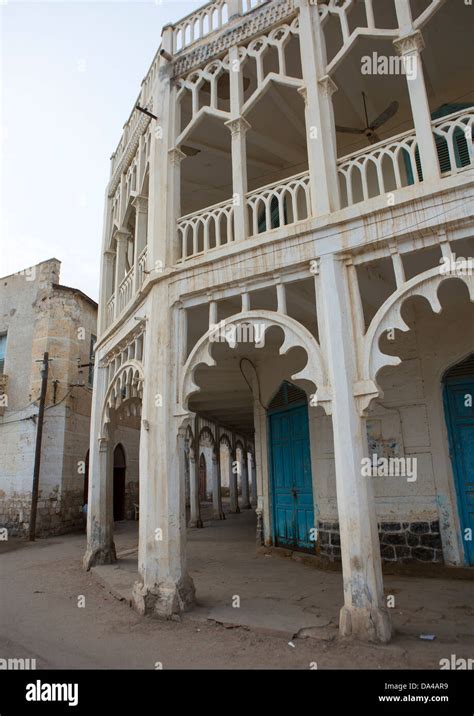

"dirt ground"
[0, 507, 473, 670]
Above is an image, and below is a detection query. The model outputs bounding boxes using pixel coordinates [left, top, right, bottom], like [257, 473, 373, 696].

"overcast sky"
[0, 0, 204, 300]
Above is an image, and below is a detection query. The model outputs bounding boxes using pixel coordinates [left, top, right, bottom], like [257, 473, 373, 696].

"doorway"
[268, 382, 315, 551]
[113, 443, 126, 522]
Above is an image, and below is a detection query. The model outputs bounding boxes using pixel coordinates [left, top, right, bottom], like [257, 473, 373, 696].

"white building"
[84, 0, 474, 642]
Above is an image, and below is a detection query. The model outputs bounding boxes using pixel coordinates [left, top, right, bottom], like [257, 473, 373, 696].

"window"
[0, 334, 6, 374]
[88, 334, 97, 386]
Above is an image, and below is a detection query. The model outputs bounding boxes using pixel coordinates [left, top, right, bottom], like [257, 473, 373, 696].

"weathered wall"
[0, 260, 98, 537]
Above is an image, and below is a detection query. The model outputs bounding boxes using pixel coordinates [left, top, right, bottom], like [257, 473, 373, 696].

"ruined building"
[0, 259, 100, 536]
[84, 0, 474, 642]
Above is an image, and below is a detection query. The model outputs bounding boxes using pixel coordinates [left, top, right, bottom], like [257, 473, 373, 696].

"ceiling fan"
[336, 92, 399, 145]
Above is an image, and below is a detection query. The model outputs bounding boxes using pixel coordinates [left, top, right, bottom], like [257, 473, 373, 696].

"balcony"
[178, 171, 311, 262]
[176, 107, 473, 263]
[338, 108, 474, 209]
[105, 248, 148, 330]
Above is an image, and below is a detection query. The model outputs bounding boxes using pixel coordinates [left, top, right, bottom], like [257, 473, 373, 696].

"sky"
[0, 0, 205, 300]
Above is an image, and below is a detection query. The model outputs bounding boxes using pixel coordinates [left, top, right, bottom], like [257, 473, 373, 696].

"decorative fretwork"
[173, 0, 296, 78]
[176, 57, 231, 143]
[246, 171, 311, 237]
[337, 128, 420, 208]
[178, 198, 235, 261]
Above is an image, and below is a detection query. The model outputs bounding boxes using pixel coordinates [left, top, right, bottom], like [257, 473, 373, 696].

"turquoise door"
[444, 377, 474, 565]
[269, 402, 315, 550]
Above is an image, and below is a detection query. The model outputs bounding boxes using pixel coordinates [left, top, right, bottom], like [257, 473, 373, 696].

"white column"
[250, 455, 257, 508]
[240, 450, 251, 509]
[317, 253, 391, 643]
[276, 281, 287, 314]
[83, 362, 116, 569]
[393, 1, 440, 182]
[188, 447, 203, 528]
[132, 288, 195, 617]
[132, 195, 148, 292]
[226, 45, 250, 244]
[228, 447, 240, 514]
[113, 230, 129, 318]
[296, 0, 340, 214]
[212, 449, 225, 520]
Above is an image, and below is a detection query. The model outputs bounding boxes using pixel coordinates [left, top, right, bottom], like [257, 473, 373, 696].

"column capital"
[115, 228, 131, 243]
[225, 117, 251, 137]
[297, 85, 308, 106]
[132, 194, 148, 213]
[393, 29, 425, 56]
[318, 75, 338, 98]
[168, 147, 187, 165]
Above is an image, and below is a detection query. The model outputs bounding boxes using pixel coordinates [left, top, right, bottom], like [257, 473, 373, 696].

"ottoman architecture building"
[84, 0, 474, 643]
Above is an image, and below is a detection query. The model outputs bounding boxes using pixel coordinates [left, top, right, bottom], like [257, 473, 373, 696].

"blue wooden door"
[269, 404, 314, 550]
[444, 377, 474, 565]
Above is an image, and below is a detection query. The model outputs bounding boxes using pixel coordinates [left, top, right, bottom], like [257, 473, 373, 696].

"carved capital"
[297, 85, 307, 106]
[168, 147, 187, 166]
[318, 75, 338, 97]
[132, 194, 148, 213]
[393, 30, 425, 56]
[225, 117, 251, 137]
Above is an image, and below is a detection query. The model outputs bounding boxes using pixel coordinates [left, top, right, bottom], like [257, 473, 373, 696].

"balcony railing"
[172, 0, 269, 54]
[177, 171, 311, 262]
[118, 266, 135, 315]
[137, 247, 148, 290]
[432, 108, 474, 176]
[106, 295, 115, 327]
[178, 198, 235, 261]
[338, 107, 474, 209]
[104, 248, 149, 330]
[247, 171, 311, 238]
[337, 128, 420, 208]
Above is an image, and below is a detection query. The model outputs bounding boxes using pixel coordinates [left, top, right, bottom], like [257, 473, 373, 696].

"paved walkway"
[95, 505, 474, 645]
[1, 506, 473, 669]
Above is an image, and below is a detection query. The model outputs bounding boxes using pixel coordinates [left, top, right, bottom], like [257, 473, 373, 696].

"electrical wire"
[239, 357, 266, 411]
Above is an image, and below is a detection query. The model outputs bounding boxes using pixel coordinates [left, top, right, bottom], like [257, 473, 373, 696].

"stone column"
[83, 363, 116, 569]
[393, 1, 440, 182]
[296, 0, 340, 214]
[168, 146, 187, 259]
[248, 452, 257, 507]
[317, 254, 391, 643]
[228, 447, 240, 514]
[132, 287, 195, 618]
[212, 449, 225, 520]
[226, 45, 250, 244]
[113, 230, 129, 318]
[188, 447, 203, 528]
[240, 449, 251, 509]
[132, 195, 148, 292]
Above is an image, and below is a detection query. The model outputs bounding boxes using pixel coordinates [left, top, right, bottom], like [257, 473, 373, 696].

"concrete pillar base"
[229, 506, 240, 514]
[241, 501, 251, 510]
[188, 518, 204, 528]
[132, 574, 196, 618]
[213, 511, 226, 520]
[339, 605, 392, 643]
[83, 543, 117, 571]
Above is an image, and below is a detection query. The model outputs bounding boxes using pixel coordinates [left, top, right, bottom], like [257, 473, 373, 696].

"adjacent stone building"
[85, 0, 473, 643]
[0, 259, 100, 536]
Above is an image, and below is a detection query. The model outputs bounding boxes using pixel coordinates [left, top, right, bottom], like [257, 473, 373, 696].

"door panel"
[269, 404, 315, 551]
[444, 379, 474, 565]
